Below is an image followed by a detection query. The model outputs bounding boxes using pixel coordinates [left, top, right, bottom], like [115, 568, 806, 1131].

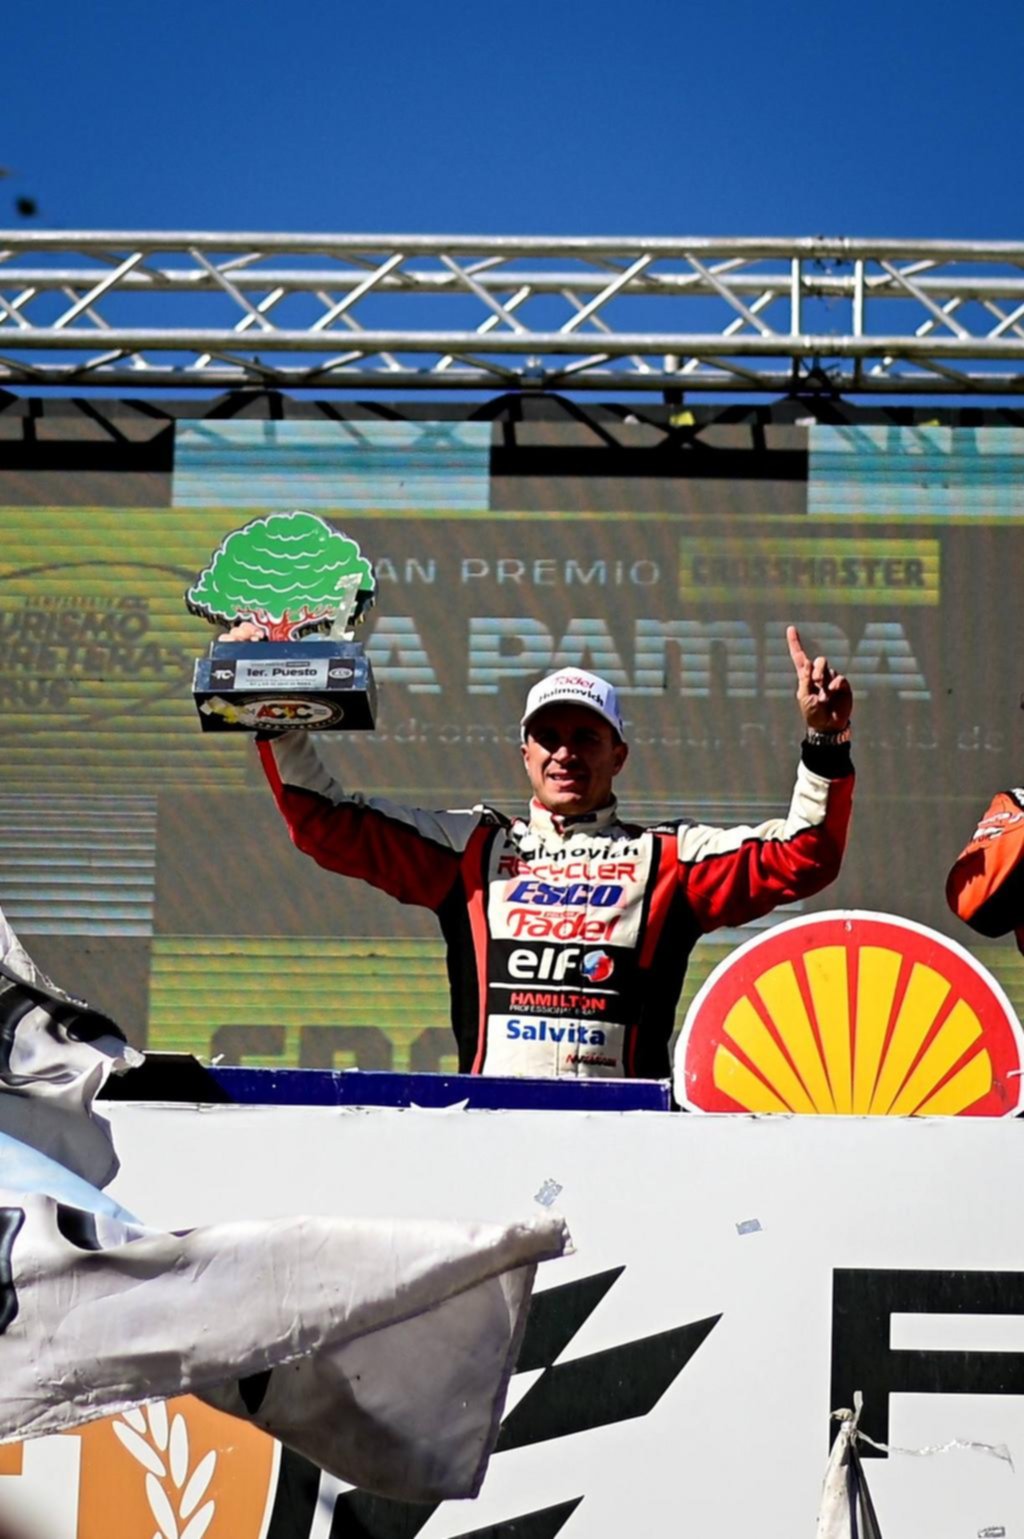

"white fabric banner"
[0, 906, 572, 1503]
[815, 1419, 884, 1539]
[0, 911, 141, 1188]
[0, 1188, 567, 1500]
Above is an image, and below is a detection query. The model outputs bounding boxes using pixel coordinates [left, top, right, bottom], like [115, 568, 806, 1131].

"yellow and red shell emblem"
[675, 911, 1024, 1117]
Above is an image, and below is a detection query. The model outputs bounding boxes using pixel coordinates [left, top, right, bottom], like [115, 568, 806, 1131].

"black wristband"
[801, 738, 854, 778]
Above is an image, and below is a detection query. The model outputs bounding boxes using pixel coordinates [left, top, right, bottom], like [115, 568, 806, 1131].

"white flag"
[0, 1187, 567, 1499]
[0, 911, 140, 1188]
[0, 909, 571, 1501]
[816, 1405, 884, 1539]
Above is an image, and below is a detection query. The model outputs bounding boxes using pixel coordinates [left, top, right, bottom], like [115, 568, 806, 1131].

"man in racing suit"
[239, 620, 854, 1080]
[947, 790, 1024, 953]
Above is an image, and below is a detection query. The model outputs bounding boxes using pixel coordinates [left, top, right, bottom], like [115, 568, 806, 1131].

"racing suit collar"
[528, 797, 619, 840]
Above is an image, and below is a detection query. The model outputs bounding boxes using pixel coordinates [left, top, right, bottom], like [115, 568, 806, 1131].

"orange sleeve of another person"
[946, 789, 1024, 955]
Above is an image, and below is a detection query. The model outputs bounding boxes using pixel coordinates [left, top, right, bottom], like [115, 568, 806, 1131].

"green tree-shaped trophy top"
[186, 511, 376, 640]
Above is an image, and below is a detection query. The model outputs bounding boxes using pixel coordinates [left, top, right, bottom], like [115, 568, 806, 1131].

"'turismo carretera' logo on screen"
[0, 578, 192, 720]
[675, 911, 1024, 1117]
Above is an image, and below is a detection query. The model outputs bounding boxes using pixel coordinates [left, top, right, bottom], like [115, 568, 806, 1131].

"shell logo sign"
[675, 912, 1024, 1117]
[0, 1396, 278, 1539]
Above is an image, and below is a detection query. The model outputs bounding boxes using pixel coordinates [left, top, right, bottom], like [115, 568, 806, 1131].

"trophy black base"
[192, 640, 377, 732]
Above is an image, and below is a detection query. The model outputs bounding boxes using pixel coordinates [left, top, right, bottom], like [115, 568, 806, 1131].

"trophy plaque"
[187, 511, 377, 733]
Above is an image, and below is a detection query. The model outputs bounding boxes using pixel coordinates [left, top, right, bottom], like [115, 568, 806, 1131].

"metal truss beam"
[3, 232, 1024, 394]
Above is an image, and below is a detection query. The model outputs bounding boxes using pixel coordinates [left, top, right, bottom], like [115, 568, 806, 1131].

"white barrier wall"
[79, 1106, 1024, 1539]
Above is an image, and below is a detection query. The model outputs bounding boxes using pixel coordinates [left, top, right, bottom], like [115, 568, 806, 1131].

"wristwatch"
[805, 725, 852, 746]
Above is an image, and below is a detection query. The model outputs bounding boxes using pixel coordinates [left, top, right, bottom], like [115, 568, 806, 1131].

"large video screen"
[1, 402, 1021, 1070]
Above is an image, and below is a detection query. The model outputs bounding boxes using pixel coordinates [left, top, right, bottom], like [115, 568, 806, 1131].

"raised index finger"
[786, 624, 808, 669]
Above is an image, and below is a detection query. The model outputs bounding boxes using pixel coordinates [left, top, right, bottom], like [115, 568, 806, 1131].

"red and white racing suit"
[947, 788, 1024, 954]
[259, 734, 854, 1080]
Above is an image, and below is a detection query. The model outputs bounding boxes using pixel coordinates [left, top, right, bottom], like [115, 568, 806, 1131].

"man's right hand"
[786, 624, 853, 734]
[218, 621, 267, 642]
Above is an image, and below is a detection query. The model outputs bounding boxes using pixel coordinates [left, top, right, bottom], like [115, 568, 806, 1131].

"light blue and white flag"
[0, 910, 570, 1501]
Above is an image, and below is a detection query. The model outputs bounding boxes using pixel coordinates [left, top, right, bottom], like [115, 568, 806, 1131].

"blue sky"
[3, 0, 1020, 240]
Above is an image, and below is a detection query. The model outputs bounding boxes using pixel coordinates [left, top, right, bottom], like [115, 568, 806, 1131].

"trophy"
[187, 511, 377, 733]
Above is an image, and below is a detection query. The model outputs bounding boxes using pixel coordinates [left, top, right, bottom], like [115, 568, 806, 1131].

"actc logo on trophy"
[186, 511, 377, 732]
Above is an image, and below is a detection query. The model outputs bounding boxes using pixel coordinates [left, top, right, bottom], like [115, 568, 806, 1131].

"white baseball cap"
[520, 668, 626, 742]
